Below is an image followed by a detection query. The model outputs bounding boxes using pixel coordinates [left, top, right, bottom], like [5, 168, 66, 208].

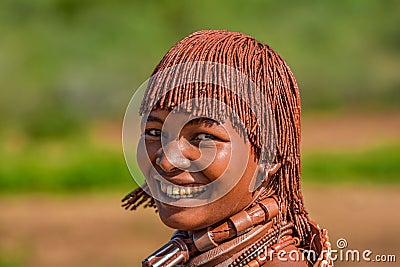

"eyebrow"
[186, 118, 220, 126]
[142, 116, 220, 127]
[145, 115, 164, 124]
[140, 115, 163, 129]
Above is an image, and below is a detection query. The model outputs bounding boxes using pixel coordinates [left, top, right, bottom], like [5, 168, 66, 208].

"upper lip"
[151, 170, 208, 186]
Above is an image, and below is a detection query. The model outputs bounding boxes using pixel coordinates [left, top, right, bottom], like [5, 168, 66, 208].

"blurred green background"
[0, 1, 399, 266]
[1, 0, 399, 193]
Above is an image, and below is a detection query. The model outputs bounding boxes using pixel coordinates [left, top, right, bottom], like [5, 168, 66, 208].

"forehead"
[143, 109, 222, 126]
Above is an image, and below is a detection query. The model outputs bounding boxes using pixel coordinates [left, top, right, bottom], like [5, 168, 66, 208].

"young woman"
[122, 30, 333, 267]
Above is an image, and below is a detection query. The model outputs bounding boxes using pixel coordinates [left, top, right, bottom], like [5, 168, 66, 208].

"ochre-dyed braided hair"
[122, 30, 310, 243]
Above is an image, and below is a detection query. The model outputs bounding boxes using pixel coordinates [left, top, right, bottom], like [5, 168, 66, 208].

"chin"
[157, 202, 216, 230]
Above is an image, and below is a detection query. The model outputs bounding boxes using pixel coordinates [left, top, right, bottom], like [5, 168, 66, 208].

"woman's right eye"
[145, 129, 162, 138]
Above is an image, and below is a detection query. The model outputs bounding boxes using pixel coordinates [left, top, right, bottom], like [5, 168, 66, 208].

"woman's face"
[137, 108, 260, 230]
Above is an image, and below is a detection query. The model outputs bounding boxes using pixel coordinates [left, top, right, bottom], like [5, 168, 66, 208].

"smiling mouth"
[158, 181, 208, 199]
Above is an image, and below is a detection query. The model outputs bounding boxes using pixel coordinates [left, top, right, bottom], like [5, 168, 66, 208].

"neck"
[142, 196, 281, 267]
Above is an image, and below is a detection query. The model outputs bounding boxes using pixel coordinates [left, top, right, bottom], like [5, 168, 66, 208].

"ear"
[265, 163, 281, 179]
[257, 162, 281, 180]
[249, 163, 282, 192]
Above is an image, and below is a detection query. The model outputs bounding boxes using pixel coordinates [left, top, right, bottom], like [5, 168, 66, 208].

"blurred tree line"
[0, 0, 399, 139]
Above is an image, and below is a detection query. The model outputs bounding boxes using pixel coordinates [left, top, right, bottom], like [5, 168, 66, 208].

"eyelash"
[144, 129, 216, 141]
[193, 133, 216, 141]
[144, 129, 161, 137]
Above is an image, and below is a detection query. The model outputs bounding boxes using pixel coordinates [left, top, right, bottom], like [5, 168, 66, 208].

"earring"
[155, 156, 161, 166]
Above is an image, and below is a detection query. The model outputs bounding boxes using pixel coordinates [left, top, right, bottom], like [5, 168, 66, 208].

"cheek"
[202, 142, 254, 185]
[137, 139, 159, 174]
[202, 145, 231, 181]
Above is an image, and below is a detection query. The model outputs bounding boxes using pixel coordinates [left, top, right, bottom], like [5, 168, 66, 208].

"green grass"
[0, 249, 25, 267]
[0, 137, 136, 194]
[302, 143, 400, 184]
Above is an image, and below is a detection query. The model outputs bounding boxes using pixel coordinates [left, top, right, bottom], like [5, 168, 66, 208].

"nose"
[155, 139, 191, 172]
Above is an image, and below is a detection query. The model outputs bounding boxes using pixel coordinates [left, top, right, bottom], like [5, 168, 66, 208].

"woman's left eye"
[145, 129, 162, 137]
[194, 133, 215, 141]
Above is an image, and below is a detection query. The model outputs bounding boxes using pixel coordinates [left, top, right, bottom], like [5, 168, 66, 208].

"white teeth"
[160, 182, 167, 193]
[159, 182, 207, 199]
[172, 187, 179, 195]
